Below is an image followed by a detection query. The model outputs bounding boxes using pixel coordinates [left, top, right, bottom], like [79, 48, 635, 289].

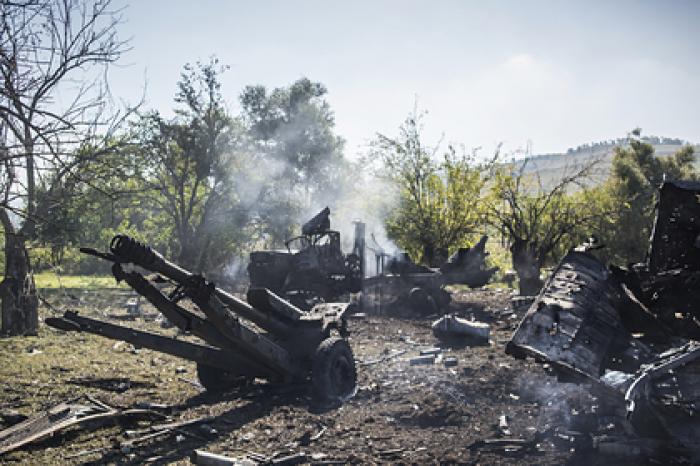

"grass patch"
[34, 272, 125, 290]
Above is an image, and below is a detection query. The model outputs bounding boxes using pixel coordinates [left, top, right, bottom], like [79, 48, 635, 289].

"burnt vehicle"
[362, 235, 498, 316]
[46, 235, 357, 401]
[506, 180, 700, 460]
[248, 207, 364, 310]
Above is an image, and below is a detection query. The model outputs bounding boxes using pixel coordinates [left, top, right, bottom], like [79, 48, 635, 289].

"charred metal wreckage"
[248, 207, 364, 311]
[46, 234, 357, 400]
[506, 180, 700, 459]
[248, 207, 498, 316]
[362, 235, 498, 316]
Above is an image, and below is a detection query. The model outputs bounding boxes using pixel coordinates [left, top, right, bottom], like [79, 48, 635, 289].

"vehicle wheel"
[312, 337, 357, 401]
[196, 363, 249, 392]
[408, 287, 438, 316]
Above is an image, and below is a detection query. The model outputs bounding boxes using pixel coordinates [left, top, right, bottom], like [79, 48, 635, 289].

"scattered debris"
[510, 296, 535, 314]
[498, 414, 511, 436]
[362, 236, 498, 315]
[410, 355, 436, 366]
[359, 349, 407, 367]
[310, 425, 328, 441]
[68, 376, 156, 393]
[419, 347, 442, 356]
[0, 410, 26, 427]
[271, 452, 308, 465]
[432, 314, 490, 343]
[0, 395, 163, 455]
[191, 450, 250, 466]
[505, 179, 700, 460]
[125, 296, 141, 315]
[443, 356, 458, 367]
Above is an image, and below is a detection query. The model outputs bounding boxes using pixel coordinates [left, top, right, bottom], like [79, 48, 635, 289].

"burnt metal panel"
[648, 180, 700, 274]
[506, 251, 642, 380]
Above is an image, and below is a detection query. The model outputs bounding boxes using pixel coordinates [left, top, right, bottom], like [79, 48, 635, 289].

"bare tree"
[0, 0, 131, 335]
[484, 158, 608, 295]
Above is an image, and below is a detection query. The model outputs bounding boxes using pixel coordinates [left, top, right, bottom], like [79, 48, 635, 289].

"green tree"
[135, 59, 248, 271]
[32, 144, 149, 273]
[240, 78, 346, 245]
[372, 109, 490, 266]
[602, 129, 697, 264]
[484, 159, 606, 295]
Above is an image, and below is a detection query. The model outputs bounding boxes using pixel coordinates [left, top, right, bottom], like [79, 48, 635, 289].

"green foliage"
[240, 78, 347, 245]
[372, 109, 489, 265]
[33, 272, 125, 289]
[484, 158, 609, 294]
[30, 64, 351, 274]
[133, 58, 251, 271]
[597, 132, 697, 264]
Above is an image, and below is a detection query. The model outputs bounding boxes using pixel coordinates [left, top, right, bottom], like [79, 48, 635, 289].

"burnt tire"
[408, 287, 438, 316]
[196, 363, 249, 392]
[312, 337, 357, 401]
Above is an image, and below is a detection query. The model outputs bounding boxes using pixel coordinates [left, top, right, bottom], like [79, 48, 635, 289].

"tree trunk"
[510, 239, 543, 296]
[0, 209, 39, 336]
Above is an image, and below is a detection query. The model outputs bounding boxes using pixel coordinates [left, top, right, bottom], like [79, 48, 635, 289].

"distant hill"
[510, 137, 700, 189]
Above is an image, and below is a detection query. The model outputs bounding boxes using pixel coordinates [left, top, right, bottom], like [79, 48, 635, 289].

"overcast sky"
[109, 0, 700, 158]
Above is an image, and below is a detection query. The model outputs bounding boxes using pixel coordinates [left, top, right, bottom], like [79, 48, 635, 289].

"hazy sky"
[109, 0, 700, 158]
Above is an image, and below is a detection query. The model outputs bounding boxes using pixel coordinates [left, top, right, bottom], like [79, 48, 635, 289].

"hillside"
[513, 138, 700, 189]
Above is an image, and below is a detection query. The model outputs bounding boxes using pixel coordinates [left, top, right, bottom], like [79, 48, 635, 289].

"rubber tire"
[312, 337, 357, 401]
[196, 363, 248, 392]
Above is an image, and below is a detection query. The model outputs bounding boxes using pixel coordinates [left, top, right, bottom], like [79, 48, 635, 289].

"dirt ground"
[0, 287, 642, 465]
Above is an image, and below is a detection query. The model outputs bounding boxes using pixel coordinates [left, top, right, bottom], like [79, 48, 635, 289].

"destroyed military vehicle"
[47, 235, 358, 400]
[506, 180, 700, 460]
[248, 208, 364, 310]
[362, 235, 499, 315]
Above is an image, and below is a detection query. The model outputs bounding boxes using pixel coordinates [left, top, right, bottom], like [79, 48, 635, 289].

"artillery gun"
[248, 207, 364, 310]
[46, 235, 357, 400]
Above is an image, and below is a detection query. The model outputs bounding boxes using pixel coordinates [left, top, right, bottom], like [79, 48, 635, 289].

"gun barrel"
[107, 235, 294, 336]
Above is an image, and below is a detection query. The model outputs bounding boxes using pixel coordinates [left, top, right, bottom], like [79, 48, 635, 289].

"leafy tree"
[136, 59, 246, 271]
[372, 109, 491, 266]
[32, 144, 149, 273]
[601, 129, 697, 264]
[240, 78, 346, 245]
[484, 159, 607, 295]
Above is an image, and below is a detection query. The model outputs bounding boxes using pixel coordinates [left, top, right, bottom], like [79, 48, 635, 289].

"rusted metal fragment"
[0, 395, 160, 456]
[439, 235, 499, 287]
[615, 180, 700, 337]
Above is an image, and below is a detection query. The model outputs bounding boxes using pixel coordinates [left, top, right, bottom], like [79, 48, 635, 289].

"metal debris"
[432, 314, 490, 342]
[505, 180, 700, 459]
[0, 395, 162, 456]
[47, 234, 358, 401]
